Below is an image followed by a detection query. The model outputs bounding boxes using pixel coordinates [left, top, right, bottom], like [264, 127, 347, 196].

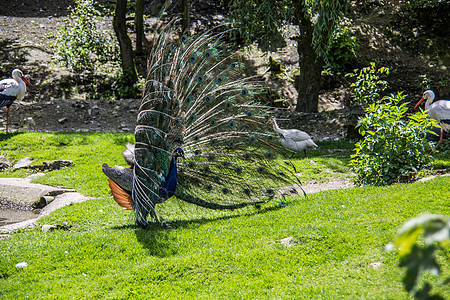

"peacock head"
[173, 148, 185, 159]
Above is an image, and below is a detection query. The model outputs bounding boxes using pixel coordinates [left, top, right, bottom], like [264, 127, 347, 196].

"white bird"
[0, 69, 32, 133]
[414, 90, 450, 148]
[269, 117, 318, 157]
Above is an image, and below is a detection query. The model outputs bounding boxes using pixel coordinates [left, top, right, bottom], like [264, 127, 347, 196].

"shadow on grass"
[120, 203, 288, 256]
[0, 131, 24, 142]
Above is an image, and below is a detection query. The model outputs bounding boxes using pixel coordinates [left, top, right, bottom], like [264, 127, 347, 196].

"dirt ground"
[1, 0, 448, 138]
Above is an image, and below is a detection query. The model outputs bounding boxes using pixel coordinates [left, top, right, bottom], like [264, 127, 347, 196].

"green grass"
[0, 132, 449, 299]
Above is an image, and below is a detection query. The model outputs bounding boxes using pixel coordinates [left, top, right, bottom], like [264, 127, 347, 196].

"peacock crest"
[104, 20, 303, 227]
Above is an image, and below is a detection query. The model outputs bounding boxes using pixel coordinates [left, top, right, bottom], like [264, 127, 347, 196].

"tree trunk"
[135, 0, 144, 54]
[113, 0, 138, 85]
[293, 2, 323, 113]
[182, 0, 191, 35]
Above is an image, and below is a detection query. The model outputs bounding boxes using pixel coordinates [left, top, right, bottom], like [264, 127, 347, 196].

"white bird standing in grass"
[414, 90, 450, 149]
[0, 69, 32, 133]
[269, 117, 318, 157]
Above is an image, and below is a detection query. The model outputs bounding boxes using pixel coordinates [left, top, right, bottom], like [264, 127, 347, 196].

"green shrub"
[347, 62, 389, 105]
[350, 92, 438, 186]
[325, 27, 359, 72]
[55, 0, 118, 73]
[111, 68, 144, 99]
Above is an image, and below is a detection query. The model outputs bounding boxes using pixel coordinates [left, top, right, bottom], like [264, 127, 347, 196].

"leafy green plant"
[325, 27, 359, 72]
[111, 68, 144, 99]
[350, 92, 438, 186]
[347, 62, 389, 105]
[55, 0, 118, 73]
[387, 214, 450, 299]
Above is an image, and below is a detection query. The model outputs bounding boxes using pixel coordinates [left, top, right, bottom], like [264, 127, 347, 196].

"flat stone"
[12, 157, 33, 169]
[24, 173, 46, 180]
[0, 178, 73, 208]
[0, 192, 93, 233]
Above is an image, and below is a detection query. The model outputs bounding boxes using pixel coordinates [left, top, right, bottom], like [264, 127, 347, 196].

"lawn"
[0, 132, 449, 299]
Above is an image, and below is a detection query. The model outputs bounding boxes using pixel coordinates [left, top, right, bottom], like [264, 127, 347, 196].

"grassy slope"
[0, 132, 449, 299]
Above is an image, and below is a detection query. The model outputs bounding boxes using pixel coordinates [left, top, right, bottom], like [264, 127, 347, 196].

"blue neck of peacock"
[159, 153, 179, 200]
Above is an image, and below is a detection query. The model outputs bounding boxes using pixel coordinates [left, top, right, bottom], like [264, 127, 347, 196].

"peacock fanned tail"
[131, 20, 302, 227]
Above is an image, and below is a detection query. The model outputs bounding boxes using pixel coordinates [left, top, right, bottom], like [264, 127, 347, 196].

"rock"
[29, 160, 73, 171]
[32, 197, 47, 209]
[280, 236, 295, 247]
[0, 178, 73, 208]
[12, 157, 33, 169]
[24, 173, 46, 180]
[368, 262, 383, 269]
[58, 117, 67, 124]
[43, 160, 73, 170]
[42, 222, 70, 232]
[0, 155, 11, 170]
[15, 262, 28, 268]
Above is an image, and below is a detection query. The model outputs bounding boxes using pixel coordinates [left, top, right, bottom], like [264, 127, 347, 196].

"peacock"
[102, 21, 303, 227]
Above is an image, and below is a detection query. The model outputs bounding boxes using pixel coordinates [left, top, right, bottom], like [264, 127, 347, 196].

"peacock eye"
[198, 77, 202, 82]
[217, 77, 222, 83]
[206, 52, 210, 57]
[190, 57, 195, 62]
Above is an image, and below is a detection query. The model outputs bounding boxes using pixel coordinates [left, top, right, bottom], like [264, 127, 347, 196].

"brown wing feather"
[107, 179, 133, 210]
